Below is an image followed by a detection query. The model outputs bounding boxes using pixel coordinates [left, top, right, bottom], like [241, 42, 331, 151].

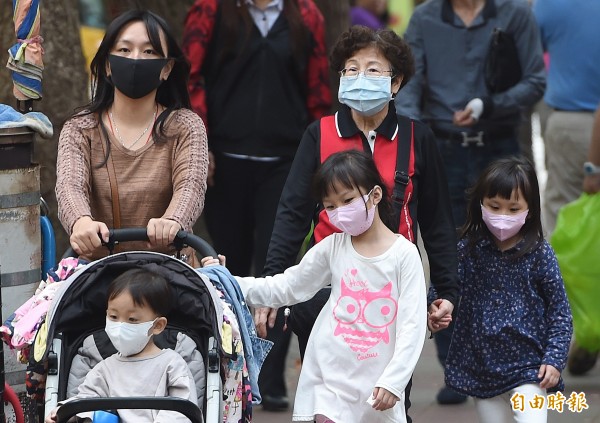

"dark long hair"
[313, 150, 395, 231]
[81, 9, 192, 162]
[217, 0, 310, 68]
[461, 156, 543, 258]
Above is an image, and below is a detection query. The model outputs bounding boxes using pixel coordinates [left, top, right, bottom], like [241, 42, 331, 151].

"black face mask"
[108, 54, 169, 99]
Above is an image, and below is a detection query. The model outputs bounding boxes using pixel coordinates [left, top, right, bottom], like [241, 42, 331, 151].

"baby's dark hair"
[108, 268, 172, 316]
[313, 150, 395, 231]
[462, 155, 543, 257]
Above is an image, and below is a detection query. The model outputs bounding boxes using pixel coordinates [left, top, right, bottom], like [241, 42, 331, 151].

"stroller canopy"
[35, 251, 224, 364]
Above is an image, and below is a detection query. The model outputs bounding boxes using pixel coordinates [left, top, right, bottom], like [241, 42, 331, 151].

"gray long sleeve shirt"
[395, 0, 545, 131]
[63, 349, 197, 423]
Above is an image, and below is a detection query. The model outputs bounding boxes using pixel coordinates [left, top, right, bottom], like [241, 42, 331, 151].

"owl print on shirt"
[333, 268, 398, 360]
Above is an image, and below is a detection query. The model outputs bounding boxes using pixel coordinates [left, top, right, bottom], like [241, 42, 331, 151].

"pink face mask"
[326, 190, 375, 236]
[481, 205, 529, 242]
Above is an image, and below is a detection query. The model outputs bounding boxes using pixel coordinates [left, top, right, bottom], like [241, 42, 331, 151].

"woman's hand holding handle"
[147, 218, 181, 249]
[70, 216, 110, 256]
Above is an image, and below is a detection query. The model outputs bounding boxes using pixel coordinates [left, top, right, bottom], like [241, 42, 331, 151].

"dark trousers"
[433, 318, 455, 368]
[435, 133, 520, 227]
[258, 308, 292, 397]
[291, 288, 414, 423]
[204, 153, 292, 277]
[204, 153, 292, 397]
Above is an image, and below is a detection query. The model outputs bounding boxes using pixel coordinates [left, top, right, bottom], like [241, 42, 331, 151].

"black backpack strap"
[391, 115, 413, 228]
[93, 330, 118, 360]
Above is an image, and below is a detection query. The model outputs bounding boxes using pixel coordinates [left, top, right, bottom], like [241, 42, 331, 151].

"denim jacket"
[196, 266, 273, 404]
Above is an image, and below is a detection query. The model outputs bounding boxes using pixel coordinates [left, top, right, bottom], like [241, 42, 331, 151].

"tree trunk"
[1, 0, 89, 258]
[313, 0, 350, 111]
[314, 0, 350, 55]
[0, 6, 14, 101]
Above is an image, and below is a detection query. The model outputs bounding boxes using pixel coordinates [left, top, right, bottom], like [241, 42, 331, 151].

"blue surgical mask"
[338, 74, 392, 116]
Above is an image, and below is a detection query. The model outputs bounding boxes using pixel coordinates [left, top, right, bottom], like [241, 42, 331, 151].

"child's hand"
[538, 364, 560, 389]
[45, 406, 58, 423]
[427, 299, 453, 332]
[200, 255, 226, 267]
[428, 311, 452, 333]
[370, 387, 399, 411]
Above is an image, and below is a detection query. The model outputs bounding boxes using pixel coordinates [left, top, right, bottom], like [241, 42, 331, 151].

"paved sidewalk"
[254, 334, 600, 422]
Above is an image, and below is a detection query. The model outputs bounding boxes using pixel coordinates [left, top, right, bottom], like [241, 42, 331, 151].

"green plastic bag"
[551, 194, 600, 352]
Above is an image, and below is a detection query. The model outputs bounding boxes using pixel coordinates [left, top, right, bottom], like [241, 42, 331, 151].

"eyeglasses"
[339, 67, 394, 78]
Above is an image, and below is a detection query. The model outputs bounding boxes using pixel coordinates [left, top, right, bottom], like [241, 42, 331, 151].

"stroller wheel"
[2, 383, 24, 423]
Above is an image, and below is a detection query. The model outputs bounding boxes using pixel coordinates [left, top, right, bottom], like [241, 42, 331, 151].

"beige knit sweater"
[56, 108, 208, 258]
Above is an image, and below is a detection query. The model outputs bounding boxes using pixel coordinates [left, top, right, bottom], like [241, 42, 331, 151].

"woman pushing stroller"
[55, 9, 208, 265]
[43, 9, 209, 423]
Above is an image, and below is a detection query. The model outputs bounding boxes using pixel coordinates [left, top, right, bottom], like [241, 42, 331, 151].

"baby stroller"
[32, 229, 223, 423]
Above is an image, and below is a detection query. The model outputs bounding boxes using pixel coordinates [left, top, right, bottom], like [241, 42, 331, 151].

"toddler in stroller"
[2, 229, 263, 422]
[33, 240, 225, 423]
[45, 267, 197, 422]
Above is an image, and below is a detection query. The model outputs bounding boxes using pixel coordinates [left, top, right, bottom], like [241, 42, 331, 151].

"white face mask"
[338, 74, 392, 116]
[105, 317, 157, 356]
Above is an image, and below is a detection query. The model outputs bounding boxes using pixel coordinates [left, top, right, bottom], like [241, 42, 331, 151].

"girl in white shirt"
[204, 150, 427, 423]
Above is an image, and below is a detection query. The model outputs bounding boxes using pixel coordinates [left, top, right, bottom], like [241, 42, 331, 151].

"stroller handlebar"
[61, 228, 218, 261]
[55, 397, 203, 423]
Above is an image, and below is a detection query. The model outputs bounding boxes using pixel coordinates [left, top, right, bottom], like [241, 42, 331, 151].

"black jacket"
[202, 12, 311, 158]
[263, 104, 460, 305]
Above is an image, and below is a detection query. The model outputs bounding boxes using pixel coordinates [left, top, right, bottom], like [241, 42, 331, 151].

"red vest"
[314, 115, 416, 243]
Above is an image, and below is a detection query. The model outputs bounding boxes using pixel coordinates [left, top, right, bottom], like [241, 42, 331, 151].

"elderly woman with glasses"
[259, 25, 460, 423]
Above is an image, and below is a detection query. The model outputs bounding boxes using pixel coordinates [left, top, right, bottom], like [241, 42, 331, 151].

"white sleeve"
[375, 242, 427, 398]
[235, 236, 334, 308]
